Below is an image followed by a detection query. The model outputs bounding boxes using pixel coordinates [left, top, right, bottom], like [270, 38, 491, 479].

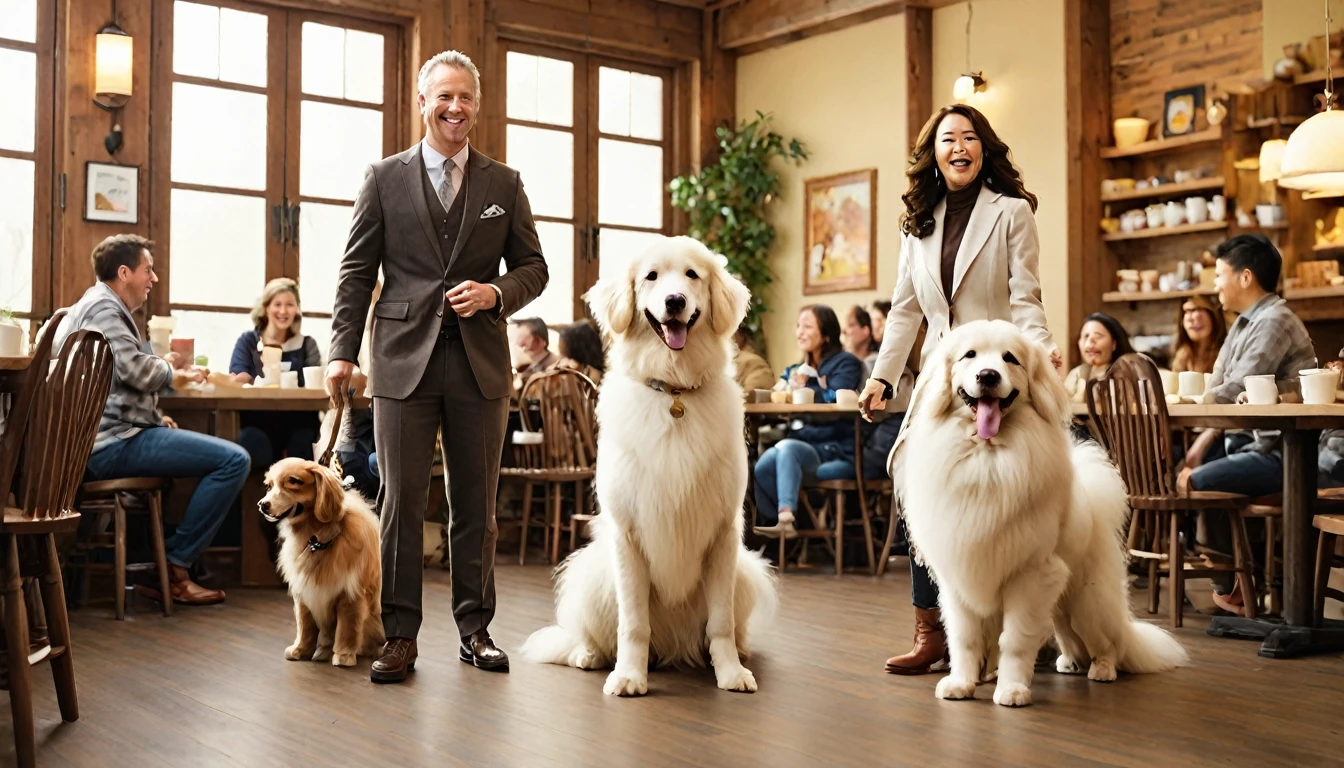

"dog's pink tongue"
[976, 398, 1002, 439]
[663, 322, 687, 350]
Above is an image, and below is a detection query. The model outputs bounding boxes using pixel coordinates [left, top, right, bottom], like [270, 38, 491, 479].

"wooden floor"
[3, 562, 1342, 767]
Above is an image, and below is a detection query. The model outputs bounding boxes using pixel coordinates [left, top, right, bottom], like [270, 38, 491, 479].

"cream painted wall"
[736, 15, 907, 373]
[1262, 0, 1344, 79]
[933, 0, 1071, 350]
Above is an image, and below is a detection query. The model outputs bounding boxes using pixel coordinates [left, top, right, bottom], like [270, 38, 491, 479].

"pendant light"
[1278, 0, 1344, 191]
[953, 2, 987, 102]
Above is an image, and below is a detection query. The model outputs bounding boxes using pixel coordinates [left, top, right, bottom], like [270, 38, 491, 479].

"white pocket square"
[481, 204, 506, 219]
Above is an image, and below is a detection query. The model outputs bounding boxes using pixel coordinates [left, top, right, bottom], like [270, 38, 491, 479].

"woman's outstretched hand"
[858, 378, 887, 422]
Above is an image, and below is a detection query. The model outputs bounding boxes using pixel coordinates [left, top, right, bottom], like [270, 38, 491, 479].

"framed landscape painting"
[803, 169, 876, 295]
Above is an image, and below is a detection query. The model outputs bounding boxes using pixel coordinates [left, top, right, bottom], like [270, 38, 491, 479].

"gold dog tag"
[669, 389, 686, 419]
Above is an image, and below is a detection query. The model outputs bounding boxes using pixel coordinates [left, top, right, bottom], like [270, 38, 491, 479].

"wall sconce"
[93, 15, 132, 155]
[953, 73, 987, 102]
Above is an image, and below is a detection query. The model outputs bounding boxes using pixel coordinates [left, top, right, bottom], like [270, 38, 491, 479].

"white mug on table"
[1238, 374, 1278, 405]
[1300, 368, 1342, 405]
[791, 388, 815, 405]
[281, 371, 300, 389]
[835, 389, 859, 409]
[303, 365, 323, 390]
[1177, 371, 1205, 397]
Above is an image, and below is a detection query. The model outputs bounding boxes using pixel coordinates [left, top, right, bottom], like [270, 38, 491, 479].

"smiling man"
[327, 51, 548, 683]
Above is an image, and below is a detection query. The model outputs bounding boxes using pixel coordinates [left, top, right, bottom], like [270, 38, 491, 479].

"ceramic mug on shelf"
[1209, 195, 1227, 222]
[1186, 197, 1209, 224]
[1146, 204, 1165, 229]
[1164, 200, 1187, 228]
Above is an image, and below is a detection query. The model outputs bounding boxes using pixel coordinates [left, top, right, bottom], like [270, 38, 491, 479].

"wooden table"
[1074, 401, 1344, 657]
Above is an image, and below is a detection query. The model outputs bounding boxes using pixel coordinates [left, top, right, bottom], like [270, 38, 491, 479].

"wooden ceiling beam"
[718, 0, 907, 51]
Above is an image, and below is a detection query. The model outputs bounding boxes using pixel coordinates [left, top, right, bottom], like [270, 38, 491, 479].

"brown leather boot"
[884, 607, 948, 675]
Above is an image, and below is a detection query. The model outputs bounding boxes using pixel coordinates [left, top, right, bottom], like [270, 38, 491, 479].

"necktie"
[437, 160, 456, 212]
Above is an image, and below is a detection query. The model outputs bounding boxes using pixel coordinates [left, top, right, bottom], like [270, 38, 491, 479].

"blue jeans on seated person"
[1189, 433, 1282, 593]
[754, 439, 880, 523]
[84, 426, 250, 569]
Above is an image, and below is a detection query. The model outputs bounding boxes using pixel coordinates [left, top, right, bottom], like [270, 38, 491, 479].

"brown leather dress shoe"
[459, 630, 509, 671]
[136, 565, 226, 606]
[884, 607, 949, 675]
[371, 638, 417, 683]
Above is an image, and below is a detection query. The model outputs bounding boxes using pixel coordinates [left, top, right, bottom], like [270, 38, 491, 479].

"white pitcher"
[1185, 197, 1209, 224]
[1164, 200, 1187, 228]
[1209, 195, 1227, 222]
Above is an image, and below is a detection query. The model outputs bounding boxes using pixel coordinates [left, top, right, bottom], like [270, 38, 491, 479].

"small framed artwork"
[1162, 85, 1206, 137]
[84, 162, 139, 224]
[803, 168, 877, 296]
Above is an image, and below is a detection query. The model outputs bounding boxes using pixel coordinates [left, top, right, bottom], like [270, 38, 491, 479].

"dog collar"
[307, 535, 334, 553]
[646, 379, 699, 419]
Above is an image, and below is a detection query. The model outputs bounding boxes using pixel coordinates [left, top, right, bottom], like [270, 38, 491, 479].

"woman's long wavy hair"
[900, 104, 1037, 238]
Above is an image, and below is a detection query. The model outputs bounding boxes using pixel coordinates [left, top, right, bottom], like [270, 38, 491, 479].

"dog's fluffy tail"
[1121, 620, 1189, 673]
[519, 624, 582, 665]
[740, 548, 779, 630]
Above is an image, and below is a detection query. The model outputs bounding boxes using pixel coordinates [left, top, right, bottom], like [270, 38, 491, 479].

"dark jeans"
[911, 557, 938, 611]
[337, 448, 381, 501]
[237, 411, 319, 469]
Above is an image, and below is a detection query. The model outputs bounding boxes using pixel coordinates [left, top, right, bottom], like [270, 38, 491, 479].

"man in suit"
[326, 50, 548, 683]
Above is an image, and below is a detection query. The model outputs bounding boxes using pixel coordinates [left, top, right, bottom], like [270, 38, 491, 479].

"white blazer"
[870, 184, 1056, 388]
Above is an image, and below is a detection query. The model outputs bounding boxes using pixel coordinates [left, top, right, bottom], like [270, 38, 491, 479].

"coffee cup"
[1239, 374, 1278, 405]
[1185, 197, 1209, 223]
[303, 365, 323, 389]
[1203, 372, 1213, 393]
[1300, 368, 1342, 405]
[1146, 204, 1165, 229]
[1209, 195, 1227, 222]
[1178, 371, 1205, 397]
[1256, 204, 1283, 228]
[1164, 200, 1187, 228]
[791, 388, 815, 405]
[835, 389, 859, 409]
[1158, 369, 1178, 396]
[281, 371, 300, 389]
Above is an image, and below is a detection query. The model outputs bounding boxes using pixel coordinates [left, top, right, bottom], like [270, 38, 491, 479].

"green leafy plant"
[0, 307, 14, 324]
[669, 111, 806, 344]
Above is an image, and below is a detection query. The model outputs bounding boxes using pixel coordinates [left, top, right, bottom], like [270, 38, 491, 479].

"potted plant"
[670, 111, 806, 352]
[0, 307, 23, 357]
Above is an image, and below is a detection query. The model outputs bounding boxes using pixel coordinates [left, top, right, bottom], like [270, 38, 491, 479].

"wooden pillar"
[1065, 0, 1111, 369]
[904, 6, 932, 155]
[698, 7, 736, 170]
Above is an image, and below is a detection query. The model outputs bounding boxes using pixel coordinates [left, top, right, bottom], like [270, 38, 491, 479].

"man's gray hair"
[418, 50, 481, 98]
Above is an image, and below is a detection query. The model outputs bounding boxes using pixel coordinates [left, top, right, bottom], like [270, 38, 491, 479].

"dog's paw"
[993, 682, 1033, 707]
[285, 644, 314, 661]
[935, 677, 977, 701]
[1056, 655, 1086, 675]
[715, 665, 758, 693]
[571, 647, 603, 670]
[1087, 658, 1117, 682]
[331, 651, 357, 668]
[312, 646, 334, 663]
[603, 668, 648, 697]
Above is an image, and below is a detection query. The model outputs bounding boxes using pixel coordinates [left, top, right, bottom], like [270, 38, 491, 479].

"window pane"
[344, 30, 384, 104]
[629, 73, 663, 141]
[506, 52, 537, 122]
[598, 139, 663, 229]
[300, 101, 382, 201]
[297, 202, 353, 315]
[173, 1, 220, 80]
[300, 316, 332, 365]
[506, 124, 572, 219]
[171, 83, 267, 190]
[169, 309, 249, 374]
[0, 157, 34, 313]
[0, 0, 38, 43]
[0, 49, 36, 153]
[598, 67, 629, 137]
[512, 221, 573, 324]
[218, 8, 267, 88]
[506, 52, 572, 127]
[169, 189, 266, 307]
[598, 229, 664, 283]
[301, 22, 344, 99]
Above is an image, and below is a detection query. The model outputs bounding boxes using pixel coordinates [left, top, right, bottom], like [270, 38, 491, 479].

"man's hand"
[326, 360, 355, 401]
[164, 351, 187, 370]
[1184, 429, 1222, 470]
[162, 415, 179, 429]
[858, 378, 888, 422]
[173, 366, 208, 386]
[231, 371, 253, 384]
[447, 281, 498, 318]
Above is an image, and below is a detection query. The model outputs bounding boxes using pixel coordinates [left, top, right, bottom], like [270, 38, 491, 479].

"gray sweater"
[54, 283, 173, 452]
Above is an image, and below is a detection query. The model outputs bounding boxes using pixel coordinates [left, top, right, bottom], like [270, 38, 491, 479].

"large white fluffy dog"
[521, 236, 777, 696]
[893, 320, 1187, 707]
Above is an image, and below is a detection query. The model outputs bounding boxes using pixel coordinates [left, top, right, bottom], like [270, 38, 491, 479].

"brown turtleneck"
[940, 181, 981, 302]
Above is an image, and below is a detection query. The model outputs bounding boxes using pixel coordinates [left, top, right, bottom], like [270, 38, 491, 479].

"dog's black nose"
[665, 294, 686, 315]
[976, 369, 1001, 389]
[258, 500, 270, 513]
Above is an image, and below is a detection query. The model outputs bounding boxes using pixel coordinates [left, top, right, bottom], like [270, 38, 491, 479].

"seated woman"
[751, 305, 864, 538]
[230, 278, 323, 468]
[869, 300, 891, 346]
[1063, 312, 1133, 403]
[732, 326, 776, 396]
[843, 304, 879, 377]
[556, 319, 606, 385]
[1170, 294, 1226, 374]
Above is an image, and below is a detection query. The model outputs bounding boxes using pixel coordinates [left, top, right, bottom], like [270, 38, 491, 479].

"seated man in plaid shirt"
[55, 234, 248, 606]
[1178, 235, 1321, 615]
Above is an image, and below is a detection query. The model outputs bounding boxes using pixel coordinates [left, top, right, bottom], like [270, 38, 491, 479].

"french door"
[151, 0, 400, 368]
[501, 43, 673, 323]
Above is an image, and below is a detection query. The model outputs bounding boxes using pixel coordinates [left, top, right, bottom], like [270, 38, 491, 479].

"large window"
[151, 0, 398, 368]
[0, 0, 55, 334]
[502, 45, 673, 324]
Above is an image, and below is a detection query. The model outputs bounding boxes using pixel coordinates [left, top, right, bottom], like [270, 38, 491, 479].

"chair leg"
[549, 484, 563, 566]
[1147, 513, 1161, 615]
[3, 534, 35, 768]
[833, 488, 845, 577]
[39, 534, 78, 722]
[148, 491, 173, 617]
[1230, 513, 1258, 620]
[1264, 516, 1279, 616]
[1168, 511, 1184, 628]
[519, 481, 535, 566]
[113, 496, 127, 621]
[876, 495, 898, 577]
[858, 491, 876, 576]
[569, 481, 582, 554]
[1314, 531, 1337, 629]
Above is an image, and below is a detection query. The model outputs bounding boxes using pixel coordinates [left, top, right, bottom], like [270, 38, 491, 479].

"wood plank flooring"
[3, 562, 1342, 767]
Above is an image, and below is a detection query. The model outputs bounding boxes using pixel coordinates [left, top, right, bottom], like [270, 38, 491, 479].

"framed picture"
[1162, 85, 1205, 137]
[803, 169, 877, 296]
[84, 162, 139, 224]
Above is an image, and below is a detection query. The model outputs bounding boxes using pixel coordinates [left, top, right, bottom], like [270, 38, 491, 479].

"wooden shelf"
[1294, 69, 1331, 86]
[1101, 177, 1224, 203]
[1103, 288, 1219, 303]
[1102, 221, 1229, 241]
[1284, 285, 1344, 301]
[1312, 242, 1344, 253]
[1245, 116, 1307, 129]
[1099, 127, 1224, 160]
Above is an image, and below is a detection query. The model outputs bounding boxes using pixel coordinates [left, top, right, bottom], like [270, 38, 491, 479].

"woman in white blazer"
[856, 103, 1061, 676]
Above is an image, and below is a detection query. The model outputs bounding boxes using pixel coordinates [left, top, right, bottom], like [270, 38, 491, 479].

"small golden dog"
[259, 458, 384, 667]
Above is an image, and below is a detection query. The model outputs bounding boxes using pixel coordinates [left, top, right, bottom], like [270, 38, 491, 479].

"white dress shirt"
[421, 140, 469, 210]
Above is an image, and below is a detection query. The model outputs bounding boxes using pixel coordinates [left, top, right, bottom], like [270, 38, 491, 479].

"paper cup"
[281, 371, 300, 389]
[791, 388, 815, 405]
[1178, 371, 1204, 397]
[303, 366, 323, 389]
[1242, 374, 1278, 405]
[835, 389, 859, 408]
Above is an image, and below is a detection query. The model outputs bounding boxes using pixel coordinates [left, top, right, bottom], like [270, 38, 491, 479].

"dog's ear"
[708, 258, 751, 337]
[907, 329, 957, 425]
[1026, 341, 1071, 429]
[586, 262, 637, 335]
[312, 464, 345, 524]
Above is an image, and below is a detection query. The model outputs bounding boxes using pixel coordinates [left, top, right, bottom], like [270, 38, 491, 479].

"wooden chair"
[502, 369, 598, 565]
[1086, 354, 1257, 627]
[795, 476, 894, 576]
[1239, 488, 1344, 615]
[73, 476, 173, 620]
[1312, 512, 1344, 627]
[1, 319, 112, 767]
